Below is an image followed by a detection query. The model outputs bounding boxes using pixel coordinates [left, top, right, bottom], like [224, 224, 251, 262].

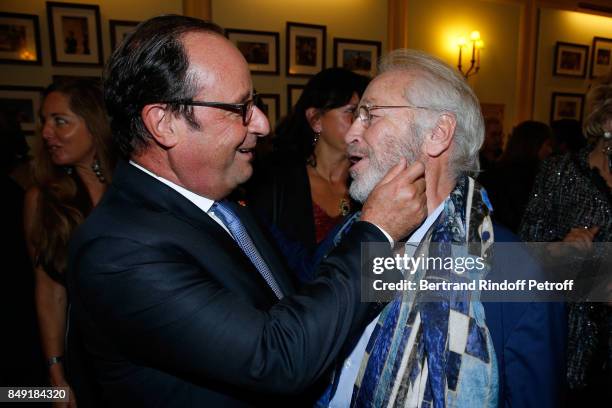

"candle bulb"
[471, 40, 476, 62]
[457, 37, 466, 71]
[475, 39, 484, 69]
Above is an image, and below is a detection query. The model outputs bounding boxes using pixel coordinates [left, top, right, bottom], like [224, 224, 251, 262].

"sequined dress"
[519, 147, 611, 394]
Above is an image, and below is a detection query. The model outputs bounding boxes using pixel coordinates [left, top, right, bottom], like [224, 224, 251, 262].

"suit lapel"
[229, 201, 295, 296]
[180, 201, 287, 301]
[113, 161, 287, 301]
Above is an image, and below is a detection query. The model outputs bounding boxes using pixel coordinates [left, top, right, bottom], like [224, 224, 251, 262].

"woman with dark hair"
[246, 68, 369, 280]
[479, 120, 553, 232]
[520, 71, 612, 405]
[23, 78, 115, 405]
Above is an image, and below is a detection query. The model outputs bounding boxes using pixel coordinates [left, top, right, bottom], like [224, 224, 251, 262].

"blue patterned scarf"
[350, 175, 498, 408]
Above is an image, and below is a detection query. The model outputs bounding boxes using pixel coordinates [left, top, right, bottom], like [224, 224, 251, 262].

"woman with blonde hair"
[23, 78, 115, 406]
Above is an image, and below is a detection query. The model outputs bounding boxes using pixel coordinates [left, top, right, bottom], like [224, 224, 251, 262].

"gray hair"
[378, 49, 484, 176]
[583, 69, 612, 143]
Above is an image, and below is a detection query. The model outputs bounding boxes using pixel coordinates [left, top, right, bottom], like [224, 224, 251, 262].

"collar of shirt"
[128, 161, 232, 236]
[129, 160, 214, 212]
[407, 201, 445, 243]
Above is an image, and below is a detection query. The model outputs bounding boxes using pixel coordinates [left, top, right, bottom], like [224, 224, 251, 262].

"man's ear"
[141, 104, 180, 148]
[305, 107, 322, 133]
[423, 113, 456, 158]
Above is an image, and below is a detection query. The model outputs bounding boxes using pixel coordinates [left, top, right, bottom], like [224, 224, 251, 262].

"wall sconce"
[457, 30, 484, 78]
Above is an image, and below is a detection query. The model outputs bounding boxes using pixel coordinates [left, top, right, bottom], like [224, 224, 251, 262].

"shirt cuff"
[369, 223, 394, 247]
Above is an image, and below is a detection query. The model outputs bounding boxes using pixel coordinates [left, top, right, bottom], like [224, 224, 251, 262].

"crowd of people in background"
[1, 14, 610, 407]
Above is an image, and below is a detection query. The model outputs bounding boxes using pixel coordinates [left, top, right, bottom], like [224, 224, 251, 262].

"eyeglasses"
[162, 93, 260, 125]
[354, 104, 433, 128]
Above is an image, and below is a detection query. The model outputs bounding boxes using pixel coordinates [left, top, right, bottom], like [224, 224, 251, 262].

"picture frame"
[46, 1, 103, 67]
[226, 29, 279, 75]
[0, 12, 42, 65]
[553, 42, 588, 78]
[550, 92, 585, 123]
[109, 19, 139, 50]
[590, 37, 612, 79]
[286, 22, 326, 77]
[287, 84, 305, 112]
[333, 38, 381, 77]
[258, 93, 280, 129]
[0, 85, 45, 134]
[52, 74, 101, 83]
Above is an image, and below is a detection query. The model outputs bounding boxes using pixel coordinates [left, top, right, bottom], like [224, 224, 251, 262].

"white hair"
[378, 49, 484, 176]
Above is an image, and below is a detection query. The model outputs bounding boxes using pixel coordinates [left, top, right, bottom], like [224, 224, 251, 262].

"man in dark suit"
[67, 15, 428, 407]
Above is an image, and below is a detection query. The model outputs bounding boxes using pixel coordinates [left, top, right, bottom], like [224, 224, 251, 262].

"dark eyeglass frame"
[355, 104, 433, 127]
[161, 93, 261, 125]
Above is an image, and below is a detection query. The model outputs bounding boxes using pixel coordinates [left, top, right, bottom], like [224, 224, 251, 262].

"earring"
[64, 166, 74, 175]
[91, 157, 106, 183]
[603, 130, 611, 140]
[313, 131, 320, 146]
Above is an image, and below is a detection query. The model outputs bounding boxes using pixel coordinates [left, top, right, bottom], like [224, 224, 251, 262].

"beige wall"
[405, 0, 522, 136]
[211, 0, 387, 117]
[4, 0, 611, 132]
[0, 0, 182, 88]
[534, 7, 612, 123]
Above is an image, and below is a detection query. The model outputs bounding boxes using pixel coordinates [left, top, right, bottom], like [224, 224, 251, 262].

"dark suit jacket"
[246, 151, 318, 252]
[67, 161, 391, 407]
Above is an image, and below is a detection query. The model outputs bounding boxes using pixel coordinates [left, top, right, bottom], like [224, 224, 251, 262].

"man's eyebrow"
[360, 97, 374, 105]
[235, 90, 251, 103]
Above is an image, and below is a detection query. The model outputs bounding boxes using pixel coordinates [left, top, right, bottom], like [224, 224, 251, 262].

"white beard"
[349, 133, 421, 203]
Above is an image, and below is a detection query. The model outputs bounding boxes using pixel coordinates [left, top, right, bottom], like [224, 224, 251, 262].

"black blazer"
[246, 152, 318, 251]
[67, 161, 389, 407]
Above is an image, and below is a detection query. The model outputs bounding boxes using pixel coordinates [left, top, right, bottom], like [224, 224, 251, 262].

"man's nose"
[344, 117, 365, 145]
[248, 106, 270, 138]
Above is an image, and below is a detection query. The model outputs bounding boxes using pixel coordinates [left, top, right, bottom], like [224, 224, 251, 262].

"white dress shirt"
[129, 161, 233, 237]
[328, 201, 445, 407]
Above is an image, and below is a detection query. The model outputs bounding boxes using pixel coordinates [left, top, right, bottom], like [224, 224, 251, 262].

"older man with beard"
[322, 49, 566, 408]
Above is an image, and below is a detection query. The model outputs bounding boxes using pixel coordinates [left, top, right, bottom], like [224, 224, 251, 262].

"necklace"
[308, 163, 352, 216]
[339, 198, 351, 216]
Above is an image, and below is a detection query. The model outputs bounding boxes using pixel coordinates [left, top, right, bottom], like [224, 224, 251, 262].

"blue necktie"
[212, 201, 283, 299]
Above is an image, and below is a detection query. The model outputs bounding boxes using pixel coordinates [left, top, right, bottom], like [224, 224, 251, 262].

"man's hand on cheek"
[361, 158, 427, 242]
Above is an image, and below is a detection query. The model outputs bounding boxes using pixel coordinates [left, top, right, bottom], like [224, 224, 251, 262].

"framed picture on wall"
[258, 93, 280, 129]
[226, 29, 279, 75]
[550, 92, 584, 123]
[287, 84, 305, 112]
[0, 12, 42, 65]
[590, 37, 612, 79]
[109, 20, 139, 50]
[47, 1, 103, 66]
[286, 22, 326, 77]
[52, 74, 101, 83]
[0, 85, 45, 134]
[333, 38, 381, 77]
[553, 42, 588, 78]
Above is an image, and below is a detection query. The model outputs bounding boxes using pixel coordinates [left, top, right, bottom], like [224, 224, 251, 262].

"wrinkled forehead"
[361, 71, 416, 105]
